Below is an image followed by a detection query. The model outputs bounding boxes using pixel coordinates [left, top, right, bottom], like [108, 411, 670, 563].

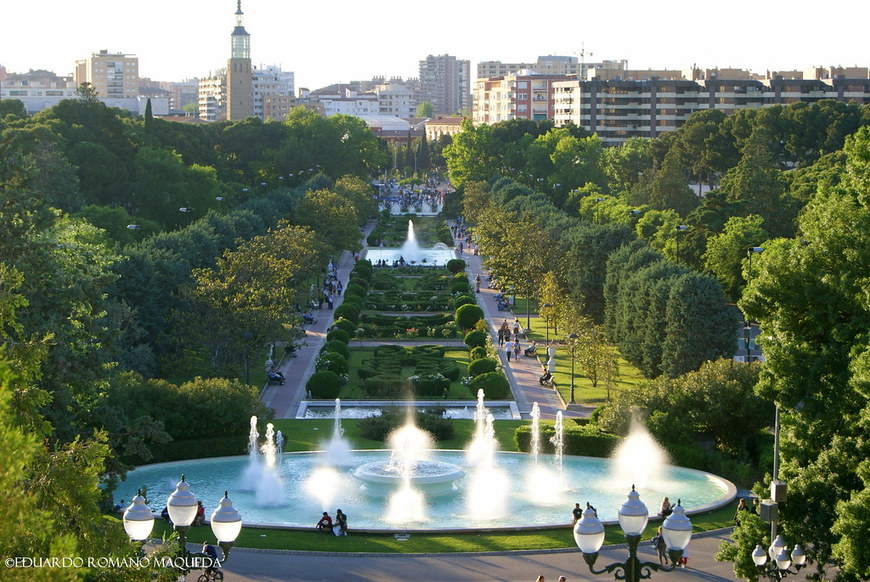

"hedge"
[450, 280, 471, 294]
[307, 370, 342, 399]
[322, 339, 350, 360]
[514, 423, 621, 457]
[469, 346, 487, 360]
[358, 410, 455, 442]
[464, 329, 487, 348]
[345, 283, 368, 298]
[469, 371, 510, 399]
[446, 258, 466, 273]
[451, 295, 476, 310]
[316, 352, 349, 375]
[334, 303, 360, 323]
[326, 328, 351, 344]
[332, 318, 356, 335]
[409, 373, 450, 397]
[468, 357, 498, 377]
[455, 303, 484, 329]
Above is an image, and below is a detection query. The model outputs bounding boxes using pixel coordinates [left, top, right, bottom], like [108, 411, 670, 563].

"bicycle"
[197, 569, 223, 582]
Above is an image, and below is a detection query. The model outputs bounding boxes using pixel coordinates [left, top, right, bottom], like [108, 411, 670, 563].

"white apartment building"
[316, 87, 379, 117]
[376, 82, 416, 118]
[253, 65, 295, 120]
[419, 54, 470, 114]
[198, 72, 227, 121]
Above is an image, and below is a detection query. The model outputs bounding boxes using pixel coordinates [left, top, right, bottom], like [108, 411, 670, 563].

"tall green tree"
[703, 214, 768, 300]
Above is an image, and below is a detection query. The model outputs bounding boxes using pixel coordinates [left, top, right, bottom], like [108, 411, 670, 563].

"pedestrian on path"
[506, 345, 512, 362]
[513, 339, 521, 361]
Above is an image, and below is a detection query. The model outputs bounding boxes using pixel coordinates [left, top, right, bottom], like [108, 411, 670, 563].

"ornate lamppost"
[574, 487, 692, 582]
[751, 535, 806, 581]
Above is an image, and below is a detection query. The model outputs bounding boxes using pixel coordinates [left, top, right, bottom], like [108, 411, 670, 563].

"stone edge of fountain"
[295, 400, 522, 420]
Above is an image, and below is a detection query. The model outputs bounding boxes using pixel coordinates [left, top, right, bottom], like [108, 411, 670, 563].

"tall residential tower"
[227, 0, 253, 120]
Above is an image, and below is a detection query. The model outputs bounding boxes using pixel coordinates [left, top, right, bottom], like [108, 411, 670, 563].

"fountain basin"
[353, 459, 465, 496]
[115, 450, 736, 532]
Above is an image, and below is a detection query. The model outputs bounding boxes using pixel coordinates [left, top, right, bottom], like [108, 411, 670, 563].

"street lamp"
[210, 491, 243, 563]
[568, 332, 578, 404]
[167, 474, 198, 563]
[751, 537, 806, 581]
[574, 488, 691, 581]
[122, 490, 155, 545]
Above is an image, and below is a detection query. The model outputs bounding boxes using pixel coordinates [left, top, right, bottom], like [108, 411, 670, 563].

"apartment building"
[310, 86, 379, 117]
[0, 69, 77, 112]
[472, 71, 573, 125]
[419, 54, 470, 114]
[74, 50, 139, 99]
[198, 73, 227, 121]
[253, 65, 295, 120]
[376, 81, 417, 118]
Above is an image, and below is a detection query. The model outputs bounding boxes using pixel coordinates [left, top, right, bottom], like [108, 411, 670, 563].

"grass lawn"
[138, 502, 734, 553]
[339, 346, 477, 400]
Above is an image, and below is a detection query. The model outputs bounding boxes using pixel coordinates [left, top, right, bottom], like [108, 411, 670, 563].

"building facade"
[253, 65, 295, 120]
[74, 50, 139, 99]
[419, 54, 470, 115]
[472, 72, 572, 125]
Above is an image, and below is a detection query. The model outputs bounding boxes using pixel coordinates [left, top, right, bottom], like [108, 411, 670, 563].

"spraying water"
[324, 398, 352, 466]
[399, 220, 421, 263]
[466, 411, 509, 519]
[610, 417, 670, 490]
[530, 402, 541, 466]
[275, 430, 285, 454]
[255, 423, 286, 506]
[550, 411, 564, 483]
[384, 410, 432, 523]
[239, 416, 261, 491]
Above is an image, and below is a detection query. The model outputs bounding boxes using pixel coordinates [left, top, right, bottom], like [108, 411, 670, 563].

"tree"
[703, 215, 768, 300]
[74, 82, 100, 102]
[416, 102, 435, 118]
[735, 126, 870, 579]
[649, 149, 697, 216]
[293, 188, 362, 254]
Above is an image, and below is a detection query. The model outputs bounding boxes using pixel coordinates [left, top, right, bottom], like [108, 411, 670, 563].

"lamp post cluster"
[574, 486, 692, 582]
[751, 536, 806, 581]
[122, 474, 242, 576]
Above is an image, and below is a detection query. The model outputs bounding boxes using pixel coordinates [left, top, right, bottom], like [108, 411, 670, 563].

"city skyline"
[3, 0, 868, 91]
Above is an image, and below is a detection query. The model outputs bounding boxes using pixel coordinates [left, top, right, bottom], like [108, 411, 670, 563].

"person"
[513, 339, 521, 361]
[334, 509, 348, 536]
[539, 370, 553, 385]
[652, 526, 668, 565]
[316, 511, 333, 533]
[535, 576, 545, 582]
[506, 344, 512, 362]
[303, 310, 316, 324]
[193, 500, 205, 526]
[558, 577, 567, 582]
[202, 541, 220, 579]
[113, 499, 125, 514]
[734, 497, 750, 522]
[267, 367, 285, 385]
[160, 506, 170, 522]
[572, 503, 583, 525]
[513, 320, 520, 337]
[678, 542, 689, 569]
[660, 496, 673, 517]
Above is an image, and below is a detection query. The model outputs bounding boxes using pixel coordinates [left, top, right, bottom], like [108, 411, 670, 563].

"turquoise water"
[117, 451, 733, 531]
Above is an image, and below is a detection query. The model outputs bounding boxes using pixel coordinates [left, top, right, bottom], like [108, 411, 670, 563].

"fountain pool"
[116, 451, 734, 531]
[365, 220, 456, 266]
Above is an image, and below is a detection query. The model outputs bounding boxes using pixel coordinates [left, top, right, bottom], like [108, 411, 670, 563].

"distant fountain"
[275, 430, 285, 454]
[530, 402, 541, 466]
[255, 423, 286, 506]
[550, 411, 565, 484]
[524, 404, 566, 505]
[324, 398, 352, 466]
[610, 417, 670, 490]
[239, 416, 261, 491]
[465, 392, 509, 519]
[400, 220, 421, 263]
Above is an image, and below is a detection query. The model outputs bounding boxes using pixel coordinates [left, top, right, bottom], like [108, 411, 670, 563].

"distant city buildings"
[75, 50, 139, 99]
[226, 0, 253, 120]
[419, 54, 471, 115]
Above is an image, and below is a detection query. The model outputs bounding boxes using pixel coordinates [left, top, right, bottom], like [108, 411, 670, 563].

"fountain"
[364, 220, 455, 266]
[323, 398, 352, 466]
[118, 398, 736, 531]
[610, 417, 670, 491]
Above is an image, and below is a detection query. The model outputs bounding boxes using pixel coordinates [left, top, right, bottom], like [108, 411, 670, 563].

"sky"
[2, 0, 868, 90]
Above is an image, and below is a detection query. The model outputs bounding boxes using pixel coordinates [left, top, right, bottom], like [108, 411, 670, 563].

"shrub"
[362, 375, 406, 398]
[316, 352, 349, 375]
[347, 277, 369, 290]
[469, 371, 510, 399]
[322, 339, 350, 360]
[470, 346, 487, 360]
[359, 410, 454, 442]
[345, 283, 368, 298]
[342, 294, 364, 307]
[468, 357, 497, 377]
[455, 303, 484, 329]
[451, 294, 476, 309]
[446, 258, 466, 273]
[334, 303, 360, 323]
[411, 344, 446, 358]
[514, 423, 621, 457]
[450, 280, 471, 294]
[374, 344, 406, 358]
[326, 328, 351, 344]
[409, 373, 450, 397]
[464, 329, 487, 348]
[332, 318, 356, 335]
[438, 361, 460, 381]
[307, 370, 341, 399]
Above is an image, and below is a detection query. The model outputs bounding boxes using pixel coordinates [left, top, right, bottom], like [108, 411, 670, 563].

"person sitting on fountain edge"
[334, 509, 348, 536]
[316, 511, 332, 533]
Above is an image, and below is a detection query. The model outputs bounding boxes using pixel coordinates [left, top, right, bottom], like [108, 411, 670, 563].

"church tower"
[226, 0, 253, 120]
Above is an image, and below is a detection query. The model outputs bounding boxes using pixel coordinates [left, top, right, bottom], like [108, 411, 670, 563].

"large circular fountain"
[116, 398, 736, 532]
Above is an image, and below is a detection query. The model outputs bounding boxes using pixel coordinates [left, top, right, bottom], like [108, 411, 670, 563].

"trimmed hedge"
[358, 410, 455, 442]
[316, 352, 349, 375]
[332, 317, 356, 335]
[469, 346, 488, 360]
[345, 283, 368, 298]
[450, 280, 471, 294]
[322, 339, 350, 360]
[334, 303, 360, 323]
[464, 329, 487, 348]
[326, 328, 351, 344]
[469, 371, 510, 399]
[451, 295, 476, 309]
[446, 258, 466, 273]
[468, 357, 498, 377]
[307, 370, 342, 399]
[514, 423, 621, 457]
[455, 303, 484, 329]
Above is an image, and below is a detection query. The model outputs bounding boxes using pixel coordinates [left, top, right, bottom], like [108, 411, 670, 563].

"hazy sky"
[3, 0, 867, 90]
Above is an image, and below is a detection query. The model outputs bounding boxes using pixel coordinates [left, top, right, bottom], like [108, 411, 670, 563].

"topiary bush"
[316, 351, 349, 376]
[307, 370, 341, 399]
[345, 283, 368, 298]
[469, 371, 510, 399]
[409, 373, 450, 397]
[470, 346, 488, 360]
[446, 258, 466, 273]
[359, 410, 454, 442]
[332, 318, 356, 335]
[361, 375, 406, 398]
[322, 339, 350, 360]
[450, 279, 471, 294]
[451, 294, 476, 309]
[467, 357, 498, 377]
[464, 329, 487, 348]
[334, 303, 360, 323]
[455, 303, 484, 329]
[326, 328, 351, 344]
